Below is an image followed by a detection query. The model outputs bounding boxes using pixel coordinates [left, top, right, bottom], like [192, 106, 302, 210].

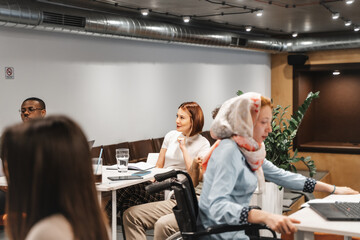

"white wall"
[0, 26, 271, 146]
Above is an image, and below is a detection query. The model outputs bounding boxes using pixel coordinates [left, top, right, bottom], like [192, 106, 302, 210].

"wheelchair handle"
[145, 179, 173, 194]
[154, 169, 178, 182]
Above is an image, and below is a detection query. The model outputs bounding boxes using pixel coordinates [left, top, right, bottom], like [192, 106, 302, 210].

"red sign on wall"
[5, 67, 14, 79]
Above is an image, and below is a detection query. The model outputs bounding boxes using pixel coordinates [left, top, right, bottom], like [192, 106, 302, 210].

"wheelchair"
[146, 170, 279, 240]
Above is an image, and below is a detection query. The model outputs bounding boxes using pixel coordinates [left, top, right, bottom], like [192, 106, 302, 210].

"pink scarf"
[232, 136, 265, 171]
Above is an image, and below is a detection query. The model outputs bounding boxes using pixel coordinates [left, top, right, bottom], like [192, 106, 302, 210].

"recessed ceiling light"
[354, 26, 360, 32]
[332, 12, 340, 20]
[345, 20, 352, 26]
[292, 32, 298, 37]
[333, 70, 340, 75]
[256, 10, 263, 17]
[140, 9, 149, 16]
[183, 16, 190, 23]
[245, 26, 252, 32]
[346, 0, 354, 4]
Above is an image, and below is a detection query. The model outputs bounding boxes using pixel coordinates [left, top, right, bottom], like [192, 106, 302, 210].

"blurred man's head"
[20, 97, 46, 122]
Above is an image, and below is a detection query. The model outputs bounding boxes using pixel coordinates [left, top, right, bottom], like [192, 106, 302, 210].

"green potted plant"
[264, 91, 319, 177]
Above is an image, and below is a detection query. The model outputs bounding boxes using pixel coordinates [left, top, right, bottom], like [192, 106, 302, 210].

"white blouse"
[161, 130, 210, 170]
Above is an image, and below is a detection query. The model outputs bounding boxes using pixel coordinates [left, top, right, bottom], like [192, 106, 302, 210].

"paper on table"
[146, 153, 159, 165]
[128, 162, 155, 171]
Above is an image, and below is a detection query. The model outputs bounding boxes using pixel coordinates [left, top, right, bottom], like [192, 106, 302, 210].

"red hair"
[261, 96, 272, 108]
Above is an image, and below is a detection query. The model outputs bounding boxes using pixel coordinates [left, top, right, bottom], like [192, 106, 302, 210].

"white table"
[290, 194, 360, 240]
[96, 167, 171, 240]
[0, 167, 171, 240]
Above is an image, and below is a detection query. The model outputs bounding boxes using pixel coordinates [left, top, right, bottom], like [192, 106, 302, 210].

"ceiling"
[1, 0, 359, 52]
[40, 0, 360, 38]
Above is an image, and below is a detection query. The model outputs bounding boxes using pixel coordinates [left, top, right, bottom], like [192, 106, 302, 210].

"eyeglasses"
[19, 107, 44, 114]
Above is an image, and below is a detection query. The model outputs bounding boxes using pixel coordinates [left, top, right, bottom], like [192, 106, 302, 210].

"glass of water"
[116, 148, 129, 172]
[92, 157, 102, 184]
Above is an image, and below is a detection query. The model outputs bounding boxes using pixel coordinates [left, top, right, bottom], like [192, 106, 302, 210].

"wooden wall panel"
[308, 49, 360, 65]
[271, 49, 360, 192]
[271, 53, 293, 114]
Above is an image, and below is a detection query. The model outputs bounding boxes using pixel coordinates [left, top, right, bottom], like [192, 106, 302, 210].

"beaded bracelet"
[331, 185, 336, 194]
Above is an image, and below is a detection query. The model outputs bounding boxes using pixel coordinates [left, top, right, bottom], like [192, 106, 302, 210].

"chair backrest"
[103, 142, 130, 165]
[90, 146, 102, 159]
[172, 172, 199, 233]
[152, 137, 164, 152]
[200, 130, 217, 146]
[128, 139, 156, 163]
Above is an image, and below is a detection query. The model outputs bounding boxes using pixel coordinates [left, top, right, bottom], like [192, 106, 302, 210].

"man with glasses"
[20, 97, 46, 122]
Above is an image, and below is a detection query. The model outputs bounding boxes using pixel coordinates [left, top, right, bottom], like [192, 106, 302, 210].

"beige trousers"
[123, 199, 178, 240]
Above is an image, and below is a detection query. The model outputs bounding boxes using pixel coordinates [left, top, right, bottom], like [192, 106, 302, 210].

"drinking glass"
[116, 148, 129, 172]
[92, 157, 102, 184]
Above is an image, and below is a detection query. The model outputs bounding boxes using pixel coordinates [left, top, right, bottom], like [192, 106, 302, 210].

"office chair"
[146, 170, 278, 240]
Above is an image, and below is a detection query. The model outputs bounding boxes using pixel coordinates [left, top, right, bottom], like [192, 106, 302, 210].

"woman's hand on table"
[315, 182, 359, 195]
[334, 186, 359, 195]
[264, 214, 300, 235]
[249, 209, 300, 235]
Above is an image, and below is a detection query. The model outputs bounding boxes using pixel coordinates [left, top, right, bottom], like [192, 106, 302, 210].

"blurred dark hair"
[212, 107, 220, 119]
[0, 116, 109, 240]
[178, 102, 204, 137]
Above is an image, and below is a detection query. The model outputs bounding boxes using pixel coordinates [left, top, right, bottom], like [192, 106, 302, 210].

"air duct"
[0, 0, 359, 53]
[284, 35, 360, 52]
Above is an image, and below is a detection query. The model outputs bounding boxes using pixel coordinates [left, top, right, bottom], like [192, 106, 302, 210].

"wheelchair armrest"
[181, 223, 277, 238]
[154, 170, 178, 182]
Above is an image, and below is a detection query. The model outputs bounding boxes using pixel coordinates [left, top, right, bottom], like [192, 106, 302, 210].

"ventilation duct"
[42, 11, 85, 27]
[284, 35, 360, 52]
[0, 0, 359, 52]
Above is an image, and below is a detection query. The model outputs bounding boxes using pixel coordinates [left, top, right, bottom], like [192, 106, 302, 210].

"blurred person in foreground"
[0, 115, 109, 240]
